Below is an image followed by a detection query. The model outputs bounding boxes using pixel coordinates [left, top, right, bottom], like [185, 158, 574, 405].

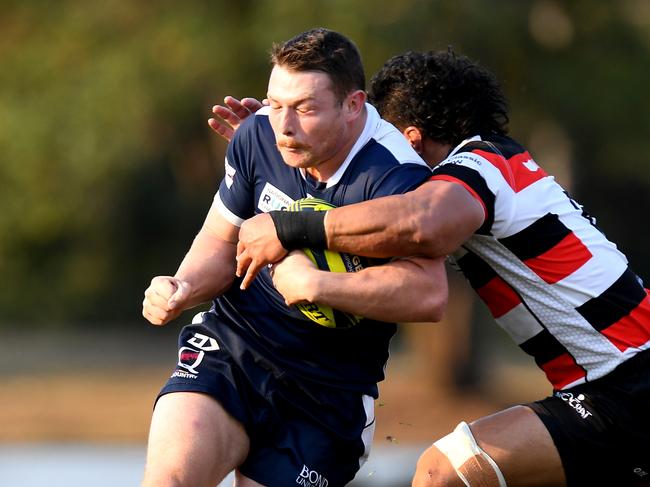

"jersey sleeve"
[213, 118, 257, 227]
[365, 121, 433, 198]
[431, 145, 517, 236]
[369, 161, 432, 198]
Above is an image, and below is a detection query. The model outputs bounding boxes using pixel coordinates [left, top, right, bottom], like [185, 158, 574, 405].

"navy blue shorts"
[528, 349, 650, 486]
[158, 312, 376, 487]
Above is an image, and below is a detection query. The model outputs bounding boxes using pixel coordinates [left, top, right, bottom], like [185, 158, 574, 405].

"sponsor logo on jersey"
[554, 391, 593, 419]
[296, 465, 328, 487]
[444, 153, 484, 167]
[258, 182, 295, 212]
[224, 157, 236, 188]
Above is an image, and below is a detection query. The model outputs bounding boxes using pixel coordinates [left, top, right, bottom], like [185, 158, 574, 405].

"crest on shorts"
[176, 332, 220, 375]
[177, 347, 204, 375]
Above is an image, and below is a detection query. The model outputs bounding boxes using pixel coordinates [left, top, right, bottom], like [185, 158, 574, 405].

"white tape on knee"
[433, 421, 507, 487]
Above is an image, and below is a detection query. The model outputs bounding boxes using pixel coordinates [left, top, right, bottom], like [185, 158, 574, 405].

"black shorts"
[158, 311, 376, 487]
[528, 349, 650, 487]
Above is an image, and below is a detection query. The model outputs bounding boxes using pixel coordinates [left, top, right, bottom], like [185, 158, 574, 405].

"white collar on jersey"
[447, 135, 482, 159]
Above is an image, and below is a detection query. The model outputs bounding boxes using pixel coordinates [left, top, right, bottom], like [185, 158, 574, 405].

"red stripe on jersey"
[601, 290, 650, 351]
[430, 174, 488, 220]
[474, 149, 548, 193]
[524, 232, 593, 284]
[540, 353, 586, 390]
[476, 275, 521, 318]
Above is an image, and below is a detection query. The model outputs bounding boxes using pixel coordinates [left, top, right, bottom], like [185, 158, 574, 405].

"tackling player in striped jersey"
[234, 51, 650, 486]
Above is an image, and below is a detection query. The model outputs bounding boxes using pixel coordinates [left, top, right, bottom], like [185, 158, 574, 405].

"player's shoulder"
[352, 141, 431, 192]
[434, 135, 525, 175]
[370, 119, 428, 167]
[357, 139, 420, 168]
[230, 105, 274, 146]
[354, 104, 427, 168]
[452, 134, 526, 160]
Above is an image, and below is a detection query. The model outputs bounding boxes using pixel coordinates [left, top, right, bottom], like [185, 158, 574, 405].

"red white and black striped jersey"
[432, 135, 650, 390]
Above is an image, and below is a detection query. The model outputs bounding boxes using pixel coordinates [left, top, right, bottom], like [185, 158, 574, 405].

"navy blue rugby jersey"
[211, 104, 431, 396]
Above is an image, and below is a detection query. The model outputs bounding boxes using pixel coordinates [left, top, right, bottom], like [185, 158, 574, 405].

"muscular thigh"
[415, 352, 650, 487]
[143, 392, 250, 487]
[470, 405, 566, 486]
[154, 316, 374, 487]
[413, 405, 565, 487]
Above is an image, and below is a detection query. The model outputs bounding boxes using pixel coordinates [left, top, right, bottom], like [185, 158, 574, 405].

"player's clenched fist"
[270, 250, 319, 306]
[142, 276, 192, 326]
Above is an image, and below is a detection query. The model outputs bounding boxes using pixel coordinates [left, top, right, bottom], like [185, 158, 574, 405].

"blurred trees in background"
[1, 0, 649, 326]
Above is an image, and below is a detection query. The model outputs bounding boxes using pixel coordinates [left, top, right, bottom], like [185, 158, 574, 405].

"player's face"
[267, 66, 355, 179]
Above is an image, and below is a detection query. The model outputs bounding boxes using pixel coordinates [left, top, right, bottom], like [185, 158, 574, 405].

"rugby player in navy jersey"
[141, 30, 448, 487]
[229, 51, 650, 486]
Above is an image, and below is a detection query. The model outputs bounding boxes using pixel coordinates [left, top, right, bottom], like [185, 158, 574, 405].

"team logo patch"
[175, 332, 220, 376]
[258, 182, 294, 212]
[523, 159, 540, 172]
[177, 347, 204, 375]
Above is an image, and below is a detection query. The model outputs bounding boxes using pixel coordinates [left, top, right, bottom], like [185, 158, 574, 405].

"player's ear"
[343, 90, 366, 120]
[403, 126, 424, 154]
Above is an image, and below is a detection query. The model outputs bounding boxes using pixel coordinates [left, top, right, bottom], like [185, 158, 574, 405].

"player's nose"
[278, 109, 297, 137]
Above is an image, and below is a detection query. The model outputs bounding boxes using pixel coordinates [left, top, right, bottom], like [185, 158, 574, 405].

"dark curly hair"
[368, 50, 509, 145]
[271, 28, 365, 104]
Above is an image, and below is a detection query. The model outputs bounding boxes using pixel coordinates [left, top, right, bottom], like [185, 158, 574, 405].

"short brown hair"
[270, 28, 366, 103]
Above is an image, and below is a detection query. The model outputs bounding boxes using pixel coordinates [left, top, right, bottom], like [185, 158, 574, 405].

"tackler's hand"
[208, 96, 265, 142]
[236, 213, 288, 290]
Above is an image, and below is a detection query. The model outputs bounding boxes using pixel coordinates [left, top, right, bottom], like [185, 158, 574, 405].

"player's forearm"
[309, 257, 448, 323]
[325, 193, 430, 258]
[325, 181, 483, 258]
[174, 229, 237, 309]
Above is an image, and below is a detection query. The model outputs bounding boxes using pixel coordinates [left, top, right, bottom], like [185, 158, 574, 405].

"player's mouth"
[277, 142, 308, 152]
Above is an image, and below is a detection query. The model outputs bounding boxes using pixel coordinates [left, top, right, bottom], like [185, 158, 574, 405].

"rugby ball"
[286, 198, 365, 329]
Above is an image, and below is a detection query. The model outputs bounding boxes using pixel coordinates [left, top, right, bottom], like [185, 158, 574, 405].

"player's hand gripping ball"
[286, 198, 366, 329]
